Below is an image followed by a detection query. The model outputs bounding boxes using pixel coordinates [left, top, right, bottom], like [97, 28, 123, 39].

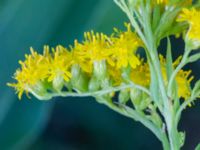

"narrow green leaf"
[152, 5, 161, 32]
[166, 37, 178, 103]
[166, 37, 173, 81]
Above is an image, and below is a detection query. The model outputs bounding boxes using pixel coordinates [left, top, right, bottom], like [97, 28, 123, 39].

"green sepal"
[71, 64, 89, 92]
[93, 60, 107, 80]
[121, 65, 131, 82]
[188, 53, 200, 63]
[29, 81, 51, 100]
[139, 93, 151, 110]
[130, 88, 151, 110]
[52, 74, 64, 92]
[130, 88, 142, 109]
[119, 88, 130, 104]
[88, 76, 100, 92]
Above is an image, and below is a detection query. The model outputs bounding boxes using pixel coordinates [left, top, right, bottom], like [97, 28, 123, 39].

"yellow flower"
[176, 70, 193, 99]
[47, 45, 72, 82]
[73, 31, 114, 73]
[177, 8, 200, 44]
[8, 47, 49, 99]
[111, 23, 142, 69]
[130, 60, 150, 87]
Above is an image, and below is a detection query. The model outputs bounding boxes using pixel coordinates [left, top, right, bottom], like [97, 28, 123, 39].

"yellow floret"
[177, 8, 200, 42]
[111, 23, 142, 69]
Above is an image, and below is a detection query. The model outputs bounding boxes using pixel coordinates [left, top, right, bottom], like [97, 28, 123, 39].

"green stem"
[97, 96, 170, 150]
[32, 82, 150, 100]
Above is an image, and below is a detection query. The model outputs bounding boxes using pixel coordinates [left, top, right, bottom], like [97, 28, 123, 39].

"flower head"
[8, 47, 49, 99]
[111, 23, 142, 69]
[47, 45, 72, 82]
[72, 31, 114, 73]
[177, 8, 200, 48]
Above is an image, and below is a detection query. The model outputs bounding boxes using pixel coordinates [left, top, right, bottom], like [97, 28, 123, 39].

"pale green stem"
[32, 82, 151, 100]
[97, 96, 170, 150]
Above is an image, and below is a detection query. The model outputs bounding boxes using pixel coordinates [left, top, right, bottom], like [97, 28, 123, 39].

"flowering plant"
[8, 0, 200, 149]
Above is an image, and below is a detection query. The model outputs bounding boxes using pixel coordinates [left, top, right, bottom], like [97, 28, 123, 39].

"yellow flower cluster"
[8, 23, 192, 100]
[8, 24, 142, 99]
[177, 8, 200, 43]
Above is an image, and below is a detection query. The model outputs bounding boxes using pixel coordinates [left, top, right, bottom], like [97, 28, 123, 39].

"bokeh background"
[1, 0, 200, 150]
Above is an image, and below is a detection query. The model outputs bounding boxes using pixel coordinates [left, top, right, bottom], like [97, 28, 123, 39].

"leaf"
[188, 53, 200, 63]
[152, 5, 161, 32]
[195, 144, 200, 150]
[166, 37, 173, 80]
[166, 37, 178, 100]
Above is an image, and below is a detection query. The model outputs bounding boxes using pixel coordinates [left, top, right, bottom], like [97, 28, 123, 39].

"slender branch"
[32, 82, 151, 100]
[97, 96, 170, 149]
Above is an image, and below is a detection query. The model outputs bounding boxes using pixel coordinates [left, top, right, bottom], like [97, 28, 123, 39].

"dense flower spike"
[8, 24, 143, 99]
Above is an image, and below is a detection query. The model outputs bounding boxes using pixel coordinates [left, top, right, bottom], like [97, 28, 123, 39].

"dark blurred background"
[1, 0, 200, 150]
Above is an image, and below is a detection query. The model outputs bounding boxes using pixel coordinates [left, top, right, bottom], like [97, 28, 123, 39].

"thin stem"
[97, 96, 170, 150]
[33, 82, 151, 100]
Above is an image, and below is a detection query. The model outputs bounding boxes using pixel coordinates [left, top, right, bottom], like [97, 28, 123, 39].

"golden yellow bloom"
[177, 8, 200, 43]
[176, 70, 193, 99]
[73, 31, 114, 73]
[8, 47, 49, 99]
[130, 60, 150, 87]
[47, 45, 72, 82]
[111, 23, 141, 69]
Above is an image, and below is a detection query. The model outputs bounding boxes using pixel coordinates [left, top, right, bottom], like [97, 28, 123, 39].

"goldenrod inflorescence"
[8, 23, 193, 100]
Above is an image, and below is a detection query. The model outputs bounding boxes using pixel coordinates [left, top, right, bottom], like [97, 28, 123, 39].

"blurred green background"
[1, 0, 200, 150]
